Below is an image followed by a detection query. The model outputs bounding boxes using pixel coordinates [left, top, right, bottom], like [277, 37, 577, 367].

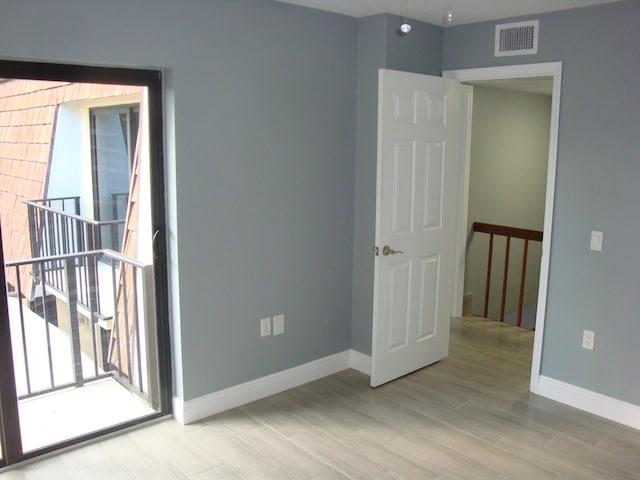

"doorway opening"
[0, 60, 171, 467]
[445, 62, 562, 395]
[463, 77, 552, 329]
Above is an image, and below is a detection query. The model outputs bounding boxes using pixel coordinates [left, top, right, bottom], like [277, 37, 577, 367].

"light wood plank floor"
[4, 316, 640, 479]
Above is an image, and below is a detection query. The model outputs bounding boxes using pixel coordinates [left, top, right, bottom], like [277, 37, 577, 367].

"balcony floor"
[7, 296, 155, 452]
[19, 377, 155, 453]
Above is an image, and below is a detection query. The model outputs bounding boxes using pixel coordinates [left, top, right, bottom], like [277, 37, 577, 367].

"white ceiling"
[274, 0, 621, 26]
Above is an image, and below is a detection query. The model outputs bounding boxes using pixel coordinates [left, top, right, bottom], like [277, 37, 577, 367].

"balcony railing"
[5, 249, 158, 408]
[25, 195, 127, 266]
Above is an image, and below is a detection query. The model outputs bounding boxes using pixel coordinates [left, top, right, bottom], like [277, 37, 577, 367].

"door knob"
[382, 245, 403, 256]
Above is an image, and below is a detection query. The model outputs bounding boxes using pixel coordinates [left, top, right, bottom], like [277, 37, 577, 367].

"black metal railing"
[5, 250, 156, 405]
[25, 196, 126, 282]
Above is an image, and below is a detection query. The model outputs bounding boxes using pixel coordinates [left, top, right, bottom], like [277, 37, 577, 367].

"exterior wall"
[47, 102, 86, 203]
[444, 0, 640, 405]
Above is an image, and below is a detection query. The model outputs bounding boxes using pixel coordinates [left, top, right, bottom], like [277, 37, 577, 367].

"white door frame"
[443, 62, 563, 394]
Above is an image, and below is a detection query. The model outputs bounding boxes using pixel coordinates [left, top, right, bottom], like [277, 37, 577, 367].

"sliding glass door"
[0, 60, 171, 465]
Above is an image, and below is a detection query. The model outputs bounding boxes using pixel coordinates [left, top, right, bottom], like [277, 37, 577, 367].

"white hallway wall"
[464, 85, 550, 321]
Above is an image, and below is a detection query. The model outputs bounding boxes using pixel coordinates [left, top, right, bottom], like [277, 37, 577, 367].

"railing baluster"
[61, 214, 69, 255]
[86, 255, 100, 377]
[88, 223, 98, 251]
[121, 264, 133, 382]
[517, 239, 530, 327]
[64, 257, 84, 387]
[133, 268, 143, 392]
[111, 261, 123, 376]
[74, 198, 83, 255]
[27, 204, 40, 278]
[500, 236, 511, 322]
[45, 210, 54, 257]
[14, 266, 32, 396]
[483, 233, 494, 318]
[39, 263, 56, 388]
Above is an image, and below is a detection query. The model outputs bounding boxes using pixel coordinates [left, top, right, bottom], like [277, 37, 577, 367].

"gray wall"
[351, 14, 443, 355]
[0, 0, 356, 401]
[445, 0, 640, 405]
[351, 15, 387, 355]
[465, 86, 550, 321]
[4, 0, 636, 410]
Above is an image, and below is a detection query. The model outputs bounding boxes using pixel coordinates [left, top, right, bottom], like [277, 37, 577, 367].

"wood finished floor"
[4, 316, 640, 479]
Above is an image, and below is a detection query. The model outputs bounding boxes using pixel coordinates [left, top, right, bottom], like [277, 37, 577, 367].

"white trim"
[173, 350, 371, 424]
[172, 396, 185, 424]
[350, 350, 372, 376]
[451, 84, 473, 317]
[538, 376, 640, 431]
[444, 62, 561, 82]
[443, 62, 562, 397]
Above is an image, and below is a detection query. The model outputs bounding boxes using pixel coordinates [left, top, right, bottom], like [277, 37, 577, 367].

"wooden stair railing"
[472, 222, 543, 327]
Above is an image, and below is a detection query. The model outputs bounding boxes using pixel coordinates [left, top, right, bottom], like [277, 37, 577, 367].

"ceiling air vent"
[495, 20, 539, 57]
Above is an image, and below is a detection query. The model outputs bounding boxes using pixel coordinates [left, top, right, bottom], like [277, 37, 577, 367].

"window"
[90, 104, 140, 250]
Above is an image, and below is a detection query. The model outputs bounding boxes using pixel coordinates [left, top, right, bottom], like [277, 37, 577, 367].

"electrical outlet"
[260, 317, 271, 337]
[590, 231, 603, 251]
[273, 314, 284, 335]
[582, 329, 595, 350]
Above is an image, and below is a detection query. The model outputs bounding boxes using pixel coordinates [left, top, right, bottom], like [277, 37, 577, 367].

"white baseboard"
[350, 349, 372, 376]
[537, 375, 640, 431]
[173, 349, 371, 425]
[172, 396, 186, 424]
[174, 359, 640, 431]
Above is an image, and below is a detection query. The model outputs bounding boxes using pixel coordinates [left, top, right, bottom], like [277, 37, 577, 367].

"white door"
[371, 69, 461, 387]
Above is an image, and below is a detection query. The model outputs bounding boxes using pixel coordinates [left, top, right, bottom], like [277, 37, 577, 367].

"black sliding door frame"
[0, 59, 172, 466]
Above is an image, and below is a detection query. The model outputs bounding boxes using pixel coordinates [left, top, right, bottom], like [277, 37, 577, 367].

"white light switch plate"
[273, 314, 284, 335]
[590, 231, 603, 251]
[260, 317, 271, 337]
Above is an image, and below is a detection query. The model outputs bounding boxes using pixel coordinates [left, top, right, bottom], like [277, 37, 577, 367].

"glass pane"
[91, 106, 137, 251]
[1, 78, 161, 454]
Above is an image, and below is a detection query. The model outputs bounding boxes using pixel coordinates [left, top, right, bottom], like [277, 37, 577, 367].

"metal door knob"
[382, 245, 403, 256]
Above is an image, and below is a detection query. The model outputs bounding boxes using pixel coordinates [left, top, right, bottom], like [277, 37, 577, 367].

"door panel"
[371, 69, 461, 387]
[387, 261, 411, 351]
[417, 255, 439, 340]
[424, 142, 444, 229]
[391, 142, 415, 234]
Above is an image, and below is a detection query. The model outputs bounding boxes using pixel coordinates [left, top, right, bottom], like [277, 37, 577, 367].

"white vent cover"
[495, 20, 539, 57]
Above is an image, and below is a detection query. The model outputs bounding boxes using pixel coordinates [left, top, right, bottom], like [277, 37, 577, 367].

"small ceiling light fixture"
[400, 0, 412, 34]
[443, 0, 453, 25]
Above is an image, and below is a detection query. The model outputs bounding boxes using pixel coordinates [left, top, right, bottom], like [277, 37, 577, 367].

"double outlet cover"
[261, 315, 284, 337]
